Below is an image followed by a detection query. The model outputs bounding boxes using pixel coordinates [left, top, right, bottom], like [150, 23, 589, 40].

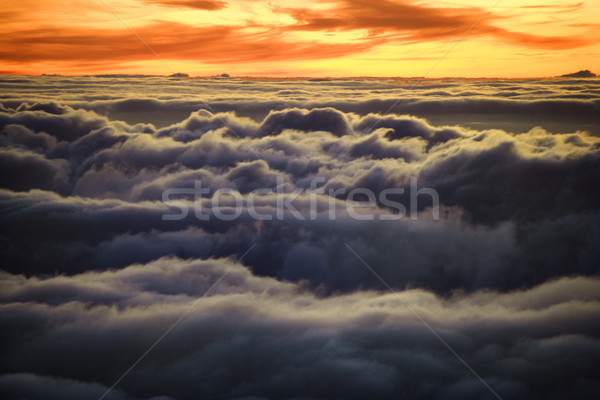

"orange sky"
[1, 0, 599, 77]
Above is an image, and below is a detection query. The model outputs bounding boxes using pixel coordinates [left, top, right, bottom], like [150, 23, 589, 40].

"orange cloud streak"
[285, 0, 590, 49]
[142, 0, 227, 10]
[0, 0, 597, 76]
[0, 22, 385, 65]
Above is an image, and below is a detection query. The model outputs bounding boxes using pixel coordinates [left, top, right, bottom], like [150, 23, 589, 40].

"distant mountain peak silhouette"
[560, 70, 597, 78]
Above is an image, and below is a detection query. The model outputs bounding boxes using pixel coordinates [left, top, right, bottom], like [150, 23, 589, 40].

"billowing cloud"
[1, 258, 600, 399]
[1, 75, 600, 398]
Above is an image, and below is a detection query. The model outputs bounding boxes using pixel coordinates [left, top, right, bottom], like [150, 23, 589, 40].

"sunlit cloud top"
[1, 0, 599, 77]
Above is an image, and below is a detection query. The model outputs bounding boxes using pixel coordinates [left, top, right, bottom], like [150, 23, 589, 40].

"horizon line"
[0, 71, 597, 80]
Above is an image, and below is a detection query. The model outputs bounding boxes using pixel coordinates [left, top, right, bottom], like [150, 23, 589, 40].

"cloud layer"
[2, 257, 600, 400]
[1, 75, 600, 398]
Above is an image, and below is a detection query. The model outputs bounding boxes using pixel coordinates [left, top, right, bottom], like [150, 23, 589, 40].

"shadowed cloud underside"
[1, 75, 600, 398]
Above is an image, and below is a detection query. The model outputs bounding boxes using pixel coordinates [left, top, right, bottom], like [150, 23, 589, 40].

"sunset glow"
[2, 0, 599, 77]
[2, 2, 600, 399]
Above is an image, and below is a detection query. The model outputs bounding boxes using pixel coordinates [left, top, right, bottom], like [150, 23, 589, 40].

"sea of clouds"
[1, 75, 599, 399]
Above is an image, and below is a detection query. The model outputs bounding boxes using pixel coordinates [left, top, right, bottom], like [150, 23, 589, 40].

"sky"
[1, 0, 599, 77]
[1, 3, 600, 398]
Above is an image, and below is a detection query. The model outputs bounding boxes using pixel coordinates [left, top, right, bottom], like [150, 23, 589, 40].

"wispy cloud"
[0, 0, 597, 76]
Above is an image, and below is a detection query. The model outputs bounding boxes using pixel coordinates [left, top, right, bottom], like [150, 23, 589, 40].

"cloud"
[2, 185, 599, 294]
[1, 258, 600, 399]
[284, 0, 591, 49]
[1, 0, 594, 75]
[1, 124, 57, 151]
[418, 139, 600, 224]
[1, 83, 599, 294]
[0, 107, 109, 142]
[259, 108, 354, 137]
[2, 75, 600, 398]
[0, 373, 131, 400]
[0, 148, 70, 193]
[143, 0, 227, 11]
[0, 21, 380, 66]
